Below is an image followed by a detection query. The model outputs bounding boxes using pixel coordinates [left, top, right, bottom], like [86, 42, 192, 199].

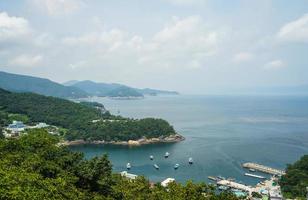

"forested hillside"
[0, 71, 88, 98]
[0, 129, 239, 200]
[279, 155, 308, 198]
[0, 88, 176, 141]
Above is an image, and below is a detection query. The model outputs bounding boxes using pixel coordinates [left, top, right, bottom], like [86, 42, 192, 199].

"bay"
[70, 95, 308, 185]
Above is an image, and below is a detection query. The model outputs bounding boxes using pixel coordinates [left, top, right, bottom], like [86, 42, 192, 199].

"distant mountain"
[65, 80, 179, 97]
[0, 71, 88, 98]
[137, 88, 179, 96]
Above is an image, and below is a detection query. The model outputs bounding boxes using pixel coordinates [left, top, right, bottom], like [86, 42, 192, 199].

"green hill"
[0, 88, 176, 141]
[0, 71, 88, 98]
[65, 80, 179, 97]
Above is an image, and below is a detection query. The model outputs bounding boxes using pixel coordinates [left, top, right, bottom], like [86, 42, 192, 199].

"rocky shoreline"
[59, 134, 185, 146]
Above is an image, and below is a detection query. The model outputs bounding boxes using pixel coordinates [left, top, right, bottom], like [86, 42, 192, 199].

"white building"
[120, 171, 138, 180]
[6, 121, 26, 133]
[161, 178, 175, 187]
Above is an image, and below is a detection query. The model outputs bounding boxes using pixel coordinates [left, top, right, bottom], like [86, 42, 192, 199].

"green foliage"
[0, 71, 88, 98]
[279, 155, 308, 198]
[0, 88, 176, 141]
[8, 113, 29, 123]
[0, 129, 238, 200]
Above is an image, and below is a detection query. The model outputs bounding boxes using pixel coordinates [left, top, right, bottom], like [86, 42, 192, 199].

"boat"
[218, 185, 228, 191]
[164, 152, 170, 158]
[249, 168, 256, 172]
[227, 177, 235, 181]
[244, 173, 266, 179]
[188, 157, 193, 164]
[217, 176, 225, 180]
[174, 164, 180, 170]
[150, 155, 154, 160]
[208, 176, 217, 181]
[126, 163, 131, 170]
[154, 164, 159, 170]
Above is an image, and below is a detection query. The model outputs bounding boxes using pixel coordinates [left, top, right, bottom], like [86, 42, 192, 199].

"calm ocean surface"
[70, 95, 308, 185]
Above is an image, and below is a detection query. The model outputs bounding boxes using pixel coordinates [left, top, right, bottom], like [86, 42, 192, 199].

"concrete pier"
[242, 162, 285, 176]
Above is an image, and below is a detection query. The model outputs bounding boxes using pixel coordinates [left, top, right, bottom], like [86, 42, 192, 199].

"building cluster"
[2, 120, 55, 138]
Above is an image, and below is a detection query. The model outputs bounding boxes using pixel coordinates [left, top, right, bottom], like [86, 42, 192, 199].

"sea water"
[70, 95, 308, 185]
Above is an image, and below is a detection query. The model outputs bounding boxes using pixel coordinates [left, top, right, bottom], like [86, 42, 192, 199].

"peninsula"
[0, 88, 184, 144]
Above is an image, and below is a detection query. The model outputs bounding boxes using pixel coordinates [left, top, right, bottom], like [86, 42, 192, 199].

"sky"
[0, 0, 307, 94]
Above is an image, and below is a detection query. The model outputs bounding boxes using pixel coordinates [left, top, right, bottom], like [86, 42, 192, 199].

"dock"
[244, 173, 266, 179]
[242, 162, 285, 176]
[217, 179, 252, 193]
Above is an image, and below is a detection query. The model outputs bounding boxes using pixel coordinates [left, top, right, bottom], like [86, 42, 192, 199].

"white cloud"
[264, 59, 286, 70]
[9, 54, 43, 67]
[233, 52, 254, 63]
[0, 12, 31, 41]
[62, 16, 221, 71]
[277, 13, 308, 43]
[31, 0, 84, 16]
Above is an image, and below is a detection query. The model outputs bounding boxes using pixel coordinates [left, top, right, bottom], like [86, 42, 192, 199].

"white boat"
[154, 164, 159, 170]
[249, 168, 256, 172]
[126, 163, 131, 170]
[189, 157, 193, 164]
[164, 152, 170, 158]
[244, 173, 266, 179]
[174, 164, 180, 170]
[150, 155, 154, 160]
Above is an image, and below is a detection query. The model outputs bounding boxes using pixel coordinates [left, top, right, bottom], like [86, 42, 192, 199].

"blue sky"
[0, 0, 307, 94]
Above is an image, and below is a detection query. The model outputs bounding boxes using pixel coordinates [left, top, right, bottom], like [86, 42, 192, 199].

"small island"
[0, 88, 184, 144]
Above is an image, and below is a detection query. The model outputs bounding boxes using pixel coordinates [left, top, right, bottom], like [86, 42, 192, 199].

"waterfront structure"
[161, 178, 175, 187]
[120, 171, 137, 180]
[242, 163, 285, 176]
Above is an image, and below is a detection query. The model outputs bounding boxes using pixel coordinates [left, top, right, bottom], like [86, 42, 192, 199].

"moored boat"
[154, 164, 159, 170]
[249, 168, 256, 172]
[188, 157, 193, 164]
[150, 155, 154, 160]
[126, 163, 131, 170]
[164, 152, 170, 158]
[174, 164, 180, 170]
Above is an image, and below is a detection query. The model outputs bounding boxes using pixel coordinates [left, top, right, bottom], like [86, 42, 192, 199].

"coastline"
[59, 134, 185, 146]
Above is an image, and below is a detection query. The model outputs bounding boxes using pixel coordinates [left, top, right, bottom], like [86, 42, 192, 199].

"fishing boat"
[188, 157, 193, 164]
[126, 163, 131, 170]
[249, 168, 256, 172]
[164, 152, 170, 158]
[154, 164, 159, 170]
[208, 176, 217, 181]
[150, 155, 154, 160]
[217, 176, 225, 180]
[174, 164, 180, 170]
[218, 185, 228, 191]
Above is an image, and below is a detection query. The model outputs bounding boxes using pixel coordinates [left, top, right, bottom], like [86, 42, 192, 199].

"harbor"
[121, 152, 285, 199]
[242, 162, 285, 176]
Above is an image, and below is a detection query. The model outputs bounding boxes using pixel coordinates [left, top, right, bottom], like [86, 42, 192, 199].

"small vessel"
[164, 152, 170, 158]
[244, 173, 266, 179]
[208, 176, 217, 181]
[174, 164, 180, 170]
[227, 177, 235, 181]
[218, 185, 228, 191]
[249, 168, 256, 172]
[188, 157, 193, 164]
[150, 155, 154, 160]
[126, 163, 131, 170]
[217, 176, 225, 180]
[154, 164, 159, 170]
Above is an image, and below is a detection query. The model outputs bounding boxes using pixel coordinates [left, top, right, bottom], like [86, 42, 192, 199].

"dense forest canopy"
[0, 129, 240, 200]
[0, 88, 176, 141]
[279, 155, 308, 198]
